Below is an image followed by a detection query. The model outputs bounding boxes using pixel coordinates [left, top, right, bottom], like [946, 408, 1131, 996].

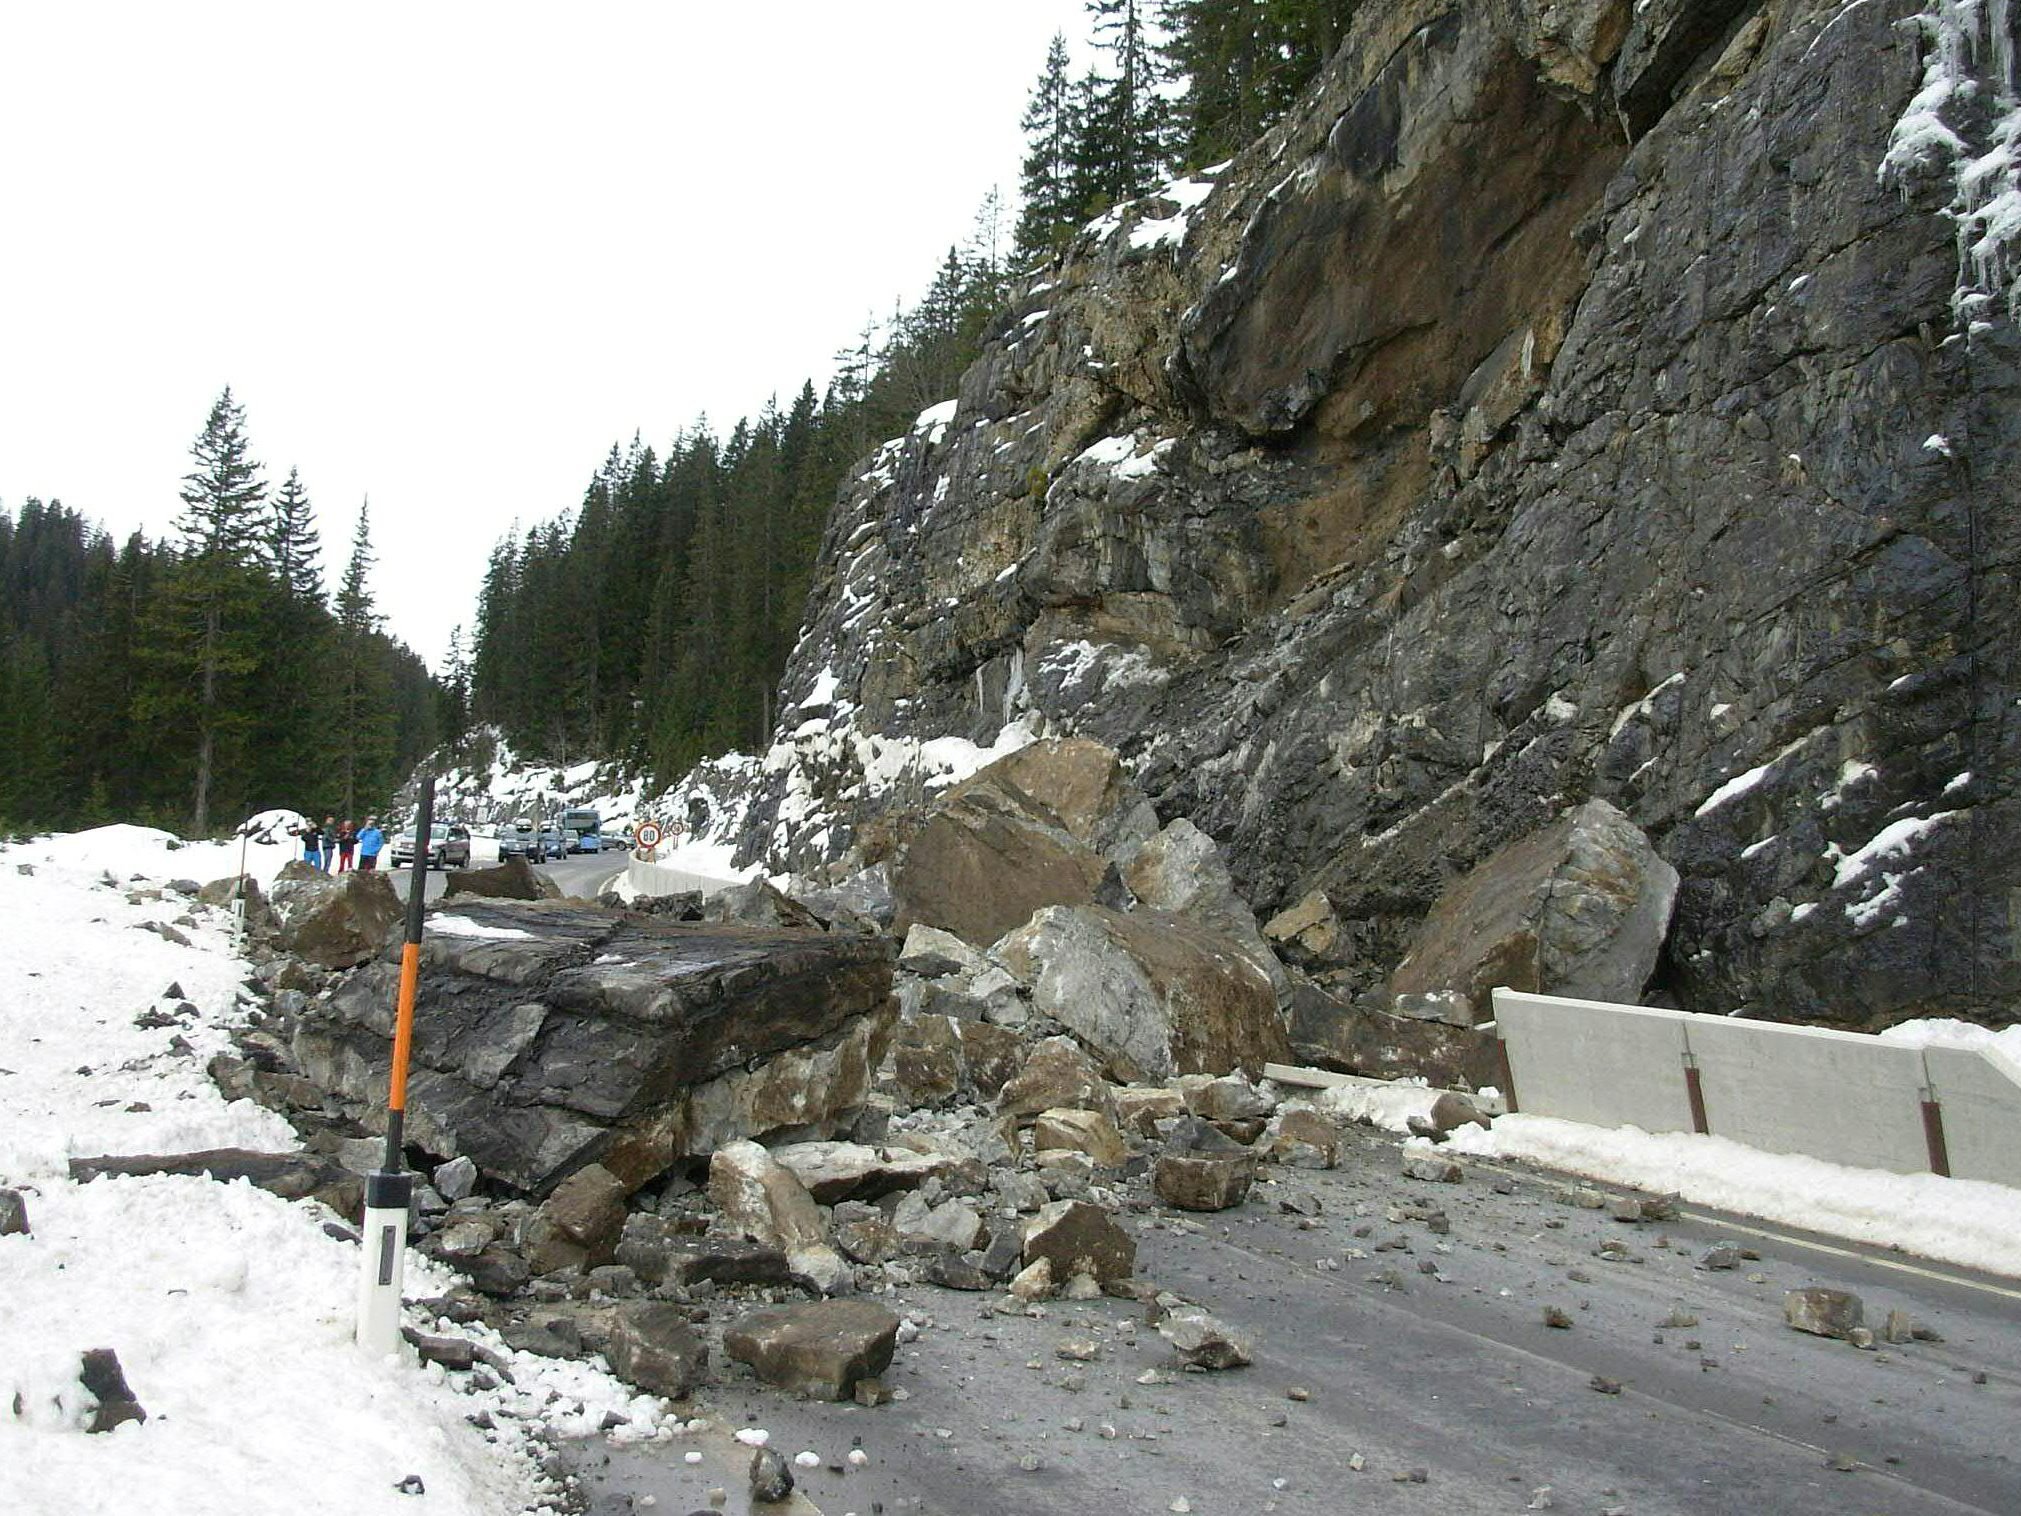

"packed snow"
[0, 826, 685, 1515]
[1442, 1115, 2021, 1277]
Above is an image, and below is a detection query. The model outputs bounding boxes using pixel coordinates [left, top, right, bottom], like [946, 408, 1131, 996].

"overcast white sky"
[0, 2, 1089, 668]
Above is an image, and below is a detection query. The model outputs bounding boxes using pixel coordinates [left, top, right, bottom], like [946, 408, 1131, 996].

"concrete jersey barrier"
[1489, 988, 2021, 1187]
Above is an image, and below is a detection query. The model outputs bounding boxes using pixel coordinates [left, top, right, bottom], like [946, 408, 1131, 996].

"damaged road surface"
[572, 1124, 2021, 1516]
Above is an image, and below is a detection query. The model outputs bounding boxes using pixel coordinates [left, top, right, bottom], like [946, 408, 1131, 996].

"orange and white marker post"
[357, 774, 435, 1355]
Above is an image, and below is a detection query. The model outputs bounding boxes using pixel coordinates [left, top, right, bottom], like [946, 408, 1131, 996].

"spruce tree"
[1015, 33, 1083, 262]
[156, 388, 269, 835]
[334, 501, 395, 816]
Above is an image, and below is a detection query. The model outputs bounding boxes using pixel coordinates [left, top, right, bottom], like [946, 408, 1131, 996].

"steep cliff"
[725, 0, 2020, 1030]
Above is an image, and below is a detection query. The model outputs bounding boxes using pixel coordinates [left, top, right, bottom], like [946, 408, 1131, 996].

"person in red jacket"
[335, 819, 358, 872]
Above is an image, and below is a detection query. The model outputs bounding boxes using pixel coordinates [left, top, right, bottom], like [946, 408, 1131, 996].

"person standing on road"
[357, 816, 385, 871]
[336, 819, 358, 873]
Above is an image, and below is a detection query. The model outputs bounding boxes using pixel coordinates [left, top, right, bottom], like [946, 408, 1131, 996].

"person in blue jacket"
[356, 817, 385, 871]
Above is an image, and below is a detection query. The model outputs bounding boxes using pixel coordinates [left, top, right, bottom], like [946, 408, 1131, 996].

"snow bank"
[0, 832, 681, 1514]
[1444, 1115, 2021, 1277]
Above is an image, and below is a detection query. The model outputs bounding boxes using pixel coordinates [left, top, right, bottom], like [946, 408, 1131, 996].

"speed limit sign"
[635, 821, 663, 849]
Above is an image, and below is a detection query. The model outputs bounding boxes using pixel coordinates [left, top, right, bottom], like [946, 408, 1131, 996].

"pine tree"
[248, 465, 327, 815]
[156, 388, 269, 835]
[1015, 33, 1083, 261]
[1080, 0, 1173, 211]
[334, 501, 395, 816]
[1161, 0, 1348, 170]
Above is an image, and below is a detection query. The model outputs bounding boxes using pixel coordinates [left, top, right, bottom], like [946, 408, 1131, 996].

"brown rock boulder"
[997, 905, 1290, 1082]
[997, 1036, 1120, 1124]
[891, 776, 1110, 949]
[1389, 798, 1678, 1021]
[722, 1299, 901, 1400]
[442, 855, 559, 901]
[1021, 1199, 1136, 1284]
[606, 1302, 709, 1397]
[268, 869, 402, 969]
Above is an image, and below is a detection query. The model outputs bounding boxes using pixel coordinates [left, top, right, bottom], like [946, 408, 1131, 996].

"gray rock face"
[291, 900, 896, 1194]
[997, 905, 1290, 1082]
[718, 0, 2018, 1034]
[1389, 798, 1678, 1019]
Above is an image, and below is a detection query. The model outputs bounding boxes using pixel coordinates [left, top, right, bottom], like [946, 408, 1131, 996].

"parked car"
[390, 821, 471, 869]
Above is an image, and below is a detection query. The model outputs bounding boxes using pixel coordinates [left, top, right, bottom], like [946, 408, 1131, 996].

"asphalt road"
[387, 849, 624, 904]
[574, 1123, 2020, 1516]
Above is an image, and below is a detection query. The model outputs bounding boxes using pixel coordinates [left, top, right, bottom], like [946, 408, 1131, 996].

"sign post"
[356, 774, 435, 1355]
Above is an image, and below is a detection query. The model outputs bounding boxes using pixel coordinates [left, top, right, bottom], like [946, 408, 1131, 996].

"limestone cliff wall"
[733, 0, 2019, 1029]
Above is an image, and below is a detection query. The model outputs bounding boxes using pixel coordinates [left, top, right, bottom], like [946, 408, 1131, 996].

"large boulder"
[708, 1140, 850, 1293]
[887, 1012, 1023, 1108]
[266, 869, 401, 969]
[290, 899, 896, 1195]
[947, 738, 1160, 855]
[722, 1299, 900, 1400]
[1121, 818, 1289, 1003]
[442, 855, 560, 901]
[1388, 798, 1679, 1020]
[997, 905, 1291, 1082]
[890, 774, 1111, 949]
[996, 1036, 1120, 1124]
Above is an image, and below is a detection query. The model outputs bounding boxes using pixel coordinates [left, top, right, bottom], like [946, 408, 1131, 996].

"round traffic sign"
[635, 821, 663, 849]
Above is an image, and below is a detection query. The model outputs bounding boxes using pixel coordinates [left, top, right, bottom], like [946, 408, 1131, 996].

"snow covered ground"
[0, 827, 686, 1516]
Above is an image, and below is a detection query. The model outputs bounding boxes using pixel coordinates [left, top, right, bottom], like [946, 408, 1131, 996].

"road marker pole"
[357, 774, 435, 1355]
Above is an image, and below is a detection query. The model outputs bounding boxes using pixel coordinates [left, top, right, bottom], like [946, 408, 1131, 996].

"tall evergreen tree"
[334, 501, 395, 815]
[1078, 0, 1173, 210]
[1015, 33, 1083, 261]
[155, 388, 269, 835]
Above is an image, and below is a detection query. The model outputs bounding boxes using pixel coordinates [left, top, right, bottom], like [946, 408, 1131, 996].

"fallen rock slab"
[1158, 1309, 1252, 1370]
[1033, 1108, 1131, 1167]
[997, 905, 1290, 1081]
[769, 1139, 975, 1204]
[606, 1301, 709, 1397]
[722, 1299, 900, 1400]
[79, 1347, 147, 1433]
[1785, 1288, 1865, 1340]
[1022, 1200, 1136, 1285]
[997, 1036, 1120, 1124]
[0, 1186, 28, 1236]
[68, 1149, 363, 1218]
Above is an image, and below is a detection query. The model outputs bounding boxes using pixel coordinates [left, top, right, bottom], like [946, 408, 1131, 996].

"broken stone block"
[1400, 1151, 1464, 1184]
[1259, 1107, 1341, 1169]
[997, 1036, 1120, 1124]
[606, 1302, 708, 1397]
[1153, 1117, 1256, 1212]
[1263, 890, 1341, 961]
[441, 855, 558, 902]
[0, 1186, 28, 1237]
[1009, 1257, 1056, 1300]
[540, 1164, 628, 1254]
[80, 1348, 147, 1433]
[768, 1140, 974, 1205]
[267, 868, 402, 969]
[996, 905, 1290, 1082]
[708, 1140, 848, 1293]
[1021, 1200, 1136, 1284]
[749, 1445, 795, 1504]
[722, 1299, 900, 1400]
[1121, 817, 1290, 1003]
[1033, 1107, 1131, 1167]
[1784, 1288, 1864, 1340]
[68, 1149, 362, 1219]
[899, 924, 995, 978]
[433, 1155, 478, 1202]
[1388, 798, 1678, 1018]
[1174, 1071, 1278, 1122]
[1158, 1309, 1252, 1369]
[1115, 1085, 1187, 1136]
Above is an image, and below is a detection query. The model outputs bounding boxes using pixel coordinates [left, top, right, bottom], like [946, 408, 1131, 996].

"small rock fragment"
[749, 1446, 795, 1504]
